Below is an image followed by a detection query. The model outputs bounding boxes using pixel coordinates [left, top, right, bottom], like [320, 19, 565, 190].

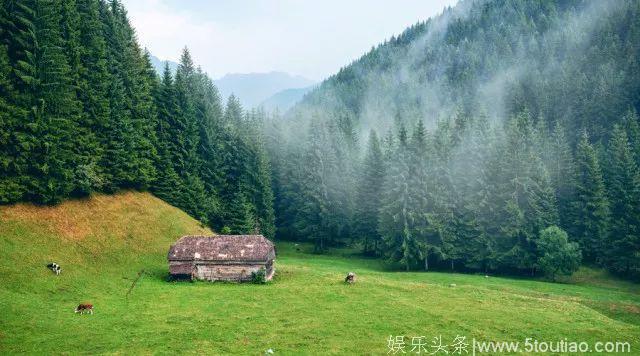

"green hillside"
[266, 0, 640, 279]
[0, 193, 638, 354]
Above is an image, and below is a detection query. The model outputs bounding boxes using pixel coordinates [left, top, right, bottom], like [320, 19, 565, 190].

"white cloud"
[122, 0, 458, 80]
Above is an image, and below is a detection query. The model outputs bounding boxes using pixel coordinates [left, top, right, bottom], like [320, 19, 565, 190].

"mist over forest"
[264, 0, 640, 278]
[4, 0, 640, 353]
[1, 0, 639, 281]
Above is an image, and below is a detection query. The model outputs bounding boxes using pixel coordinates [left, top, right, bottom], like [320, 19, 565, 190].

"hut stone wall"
[169, 261, 274, 281]
[195, 263, 264, 281]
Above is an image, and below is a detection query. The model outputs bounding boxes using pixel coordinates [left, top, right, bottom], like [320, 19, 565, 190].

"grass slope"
[0, 192, 638, 354]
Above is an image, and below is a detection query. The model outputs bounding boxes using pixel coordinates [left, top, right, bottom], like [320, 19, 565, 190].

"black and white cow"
[47, 263, 61, 275]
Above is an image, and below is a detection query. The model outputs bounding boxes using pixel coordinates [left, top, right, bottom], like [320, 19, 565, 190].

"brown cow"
[74, 303, 93, 315]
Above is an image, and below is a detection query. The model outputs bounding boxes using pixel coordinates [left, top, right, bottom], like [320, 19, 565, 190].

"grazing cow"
[345, 272, 356, 284]
[46, 263, 61, 275]
[75, 304, 93, 315]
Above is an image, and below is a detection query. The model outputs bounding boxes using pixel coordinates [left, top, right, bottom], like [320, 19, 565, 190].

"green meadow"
[1, 193, 638, 354]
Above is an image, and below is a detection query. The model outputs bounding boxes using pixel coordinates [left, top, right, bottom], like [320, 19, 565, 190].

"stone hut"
[167, 235, 275, 281]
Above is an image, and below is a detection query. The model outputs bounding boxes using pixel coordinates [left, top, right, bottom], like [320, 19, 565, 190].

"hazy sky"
[122, 0, 458, 81]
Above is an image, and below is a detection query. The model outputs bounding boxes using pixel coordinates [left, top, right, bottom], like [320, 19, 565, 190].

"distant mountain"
[214, 72, 315, 109]
[149, 54, 178, 75]
[260, 86, 315, 113]
[148, 56, 316, 110]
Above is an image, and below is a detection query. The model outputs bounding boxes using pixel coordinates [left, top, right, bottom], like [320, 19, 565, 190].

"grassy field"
[0, 192, 639, 355]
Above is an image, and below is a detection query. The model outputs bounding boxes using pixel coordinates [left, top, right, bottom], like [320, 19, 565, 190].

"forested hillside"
[1, 0, 639, 281]
[0, 0, 274, 237]
[266, 0, 640, 278]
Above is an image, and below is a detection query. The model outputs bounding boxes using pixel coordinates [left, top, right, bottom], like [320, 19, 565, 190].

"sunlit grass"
[0, 193, 638, 354]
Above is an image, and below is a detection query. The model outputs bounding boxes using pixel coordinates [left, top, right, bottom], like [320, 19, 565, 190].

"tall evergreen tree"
[27, 0, 81, 203]
[378, 125, 422, 270]
[152, 63, 184, 207]
[570, 131, 609, 263]
[622, 108, 640, 167]
[354, 130, 385, 254]
[603, 125, 640, 276]
[497, 111, 558, 273]
[296, 120, 334, 252]
[543, 122, 576, 230]
[0, 2, 27, 202]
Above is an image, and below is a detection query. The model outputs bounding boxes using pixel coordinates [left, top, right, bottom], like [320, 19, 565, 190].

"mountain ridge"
[259, 85, 315, 113]
[214, 71, 315, 109]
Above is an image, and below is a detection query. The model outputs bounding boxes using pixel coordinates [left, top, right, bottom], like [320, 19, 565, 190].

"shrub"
[537, 226, 582, 281]
[251, 267, 267, 284]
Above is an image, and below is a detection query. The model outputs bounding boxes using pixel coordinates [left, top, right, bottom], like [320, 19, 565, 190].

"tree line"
[267, 109, 640, 279]
[0, 0, 274, 237]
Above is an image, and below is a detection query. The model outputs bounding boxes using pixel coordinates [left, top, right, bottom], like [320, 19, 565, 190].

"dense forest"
[0, 0, 274, 237]
[266, 0, 640, 278]
[1, 0, 639, 280]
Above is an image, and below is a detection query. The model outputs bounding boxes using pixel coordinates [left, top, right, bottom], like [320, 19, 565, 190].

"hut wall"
[169, 261, 195, 278]
[194, 263, 266, 281]
[169, 260, 275, 281]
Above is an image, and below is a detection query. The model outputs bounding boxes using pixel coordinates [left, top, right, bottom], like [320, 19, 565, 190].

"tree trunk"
[451, 259, 454, 271]
[424, 253, 429, 271]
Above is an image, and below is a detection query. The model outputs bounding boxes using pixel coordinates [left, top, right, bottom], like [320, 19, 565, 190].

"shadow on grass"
[579, 300, 640, 326]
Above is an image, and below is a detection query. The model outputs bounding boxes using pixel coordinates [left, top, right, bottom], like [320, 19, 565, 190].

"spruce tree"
[297, 120, 333, 252]
[354, 130, 385, 254]
[152, 63, 185, 207]
[622, 108, 640, 166]
[570, 131, 609, 263]
[73, 0, 112, 193]
[28, 0, 81, 203]
[378, 125, 421, 270]
[498, 111, 558, 273]
[0, 3, 26, 202]
[603, 125, 640, 276]
[544, 122, 576, 230]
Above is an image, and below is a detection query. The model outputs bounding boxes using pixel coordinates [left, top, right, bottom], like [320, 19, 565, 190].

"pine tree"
[0, 2, 27, 202]
[570, 131, 609, 263]
[603, 125, 640, 276]
[237, 109, 275, 238]
[152, 63, 185, 207]
[297, 120, 333, 252]
[27, 0, 82, 203]
[498, 111, 558, 273]
[192, 69, 224, 226]
[459, 115, 494, 271]
[622, 108, 640, 167]
[544, 122, 575, 230]
[354, 130, 385, 254]
[378, 125, 422, 270]
[427, 119, 457, 270]
[73, 0, 112, 193]
[172, 48, 207, 219]
[100, 0, 140, 190]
